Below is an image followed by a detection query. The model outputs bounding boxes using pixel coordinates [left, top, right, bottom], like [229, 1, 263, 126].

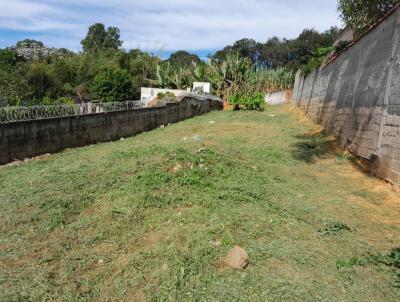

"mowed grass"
[1, 105, 400, 301]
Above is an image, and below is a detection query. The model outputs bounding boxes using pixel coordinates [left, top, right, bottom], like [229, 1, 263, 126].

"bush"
[157, 92, 176, 100]
[91, 69, 132, 102]
[39, 96, 75, 106]
[228, 92, 265, 111]
[299, 46, 334, 76]
[335, 41, 351, 54]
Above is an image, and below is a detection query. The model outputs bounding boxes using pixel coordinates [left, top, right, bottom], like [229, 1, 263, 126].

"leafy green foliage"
[337, 246, 400, 287]
[157, 91, 176, 100]
[214, 38, 259, 64]
[91, 69, 133, 102]
[338, 0, 400, 36]
[0, 23, 330, 106]
[27, 62, 54, 101]
[228, 92, 265, 111]
[319, 222, 352, 236]
[299, 46, 334, 76]
[40, 96, 75, 105]
[81, 23, 123, 52]
[168, 50, 201, 67]
[0, 49, 18, 68]
[16, 39, 44, 48]
[335, 41, 351, 54]
[214, 28, 339, 71]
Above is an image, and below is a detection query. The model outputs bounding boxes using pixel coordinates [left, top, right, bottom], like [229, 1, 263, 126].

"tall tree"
[81, 23, 123, 52]
[214, 39, 260, 64]
[338, 0, 400, 36]
[168, 51, 201, 67]
[213, 27, 339, 71]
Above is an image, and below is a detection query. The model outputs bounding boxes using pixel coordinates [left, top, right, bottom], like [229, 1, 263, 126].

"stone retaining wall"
[292, 8, 400, 185]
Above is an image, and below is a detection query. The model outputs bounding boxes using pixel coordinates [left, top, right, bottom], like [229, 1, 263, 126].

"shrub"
[335, 41, 351, 54]
[157, 92, 176, 100]
[157, 92, 177, 104]
[299, 46, 334, 76]
[228, 92, 265, 111]
[91, 69, 132, 102]
[40, 96, 75, 105]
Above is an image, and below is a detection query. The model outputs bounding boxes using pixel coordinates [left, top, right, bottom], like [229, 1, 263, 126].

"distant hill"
[7, 39, 73, 60]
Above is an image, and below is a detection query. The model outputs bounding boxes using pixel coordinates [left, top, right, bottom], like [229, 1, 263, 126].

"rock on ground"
[224, 246, 249, 270]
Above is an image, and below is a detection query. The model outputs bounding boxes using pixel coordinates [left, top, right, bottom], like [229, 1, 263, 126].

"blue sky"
[0, 0, 342, 58]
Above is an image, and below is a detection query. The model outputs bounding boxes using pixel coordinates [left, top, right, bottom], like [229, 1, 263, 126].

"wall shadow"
[290, 131, 335, 164]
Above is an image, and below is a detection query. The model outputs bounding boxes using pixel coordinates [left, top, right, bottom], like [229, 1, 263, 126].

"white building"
[192, 82, 212, 94]
[140, 82, 212, 106]
[140, 88, 187, 105]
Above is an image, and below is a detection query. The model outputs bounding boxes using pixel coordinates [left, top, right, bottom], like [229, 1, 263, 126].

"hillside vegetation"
[0, 22, 339, 106]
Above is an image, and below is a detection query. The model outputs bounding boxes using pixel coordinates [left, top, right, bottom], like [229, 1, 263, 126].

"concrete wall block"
[385, 114, 400, 126]
[387, 104, 400, 116]
[380, 144, 397, 158]
[0, 96, 222, 165]
[391, 159, 400, 172]
[382, 125, 400, 137]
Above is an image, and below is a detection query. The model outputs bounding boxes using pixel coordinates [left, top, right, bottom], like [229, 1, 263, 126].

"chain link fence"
[0, 101, 144, 123]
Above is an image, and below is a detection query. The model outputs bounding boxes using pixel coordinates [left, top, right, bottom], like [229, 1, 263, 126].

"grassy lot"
[1, 105, 400, 301]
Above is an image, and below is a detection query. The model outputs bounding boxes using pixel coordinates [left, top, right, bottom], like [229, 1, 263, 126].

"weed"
[319, 222, 352, 236]
[336, 257, 366, 270]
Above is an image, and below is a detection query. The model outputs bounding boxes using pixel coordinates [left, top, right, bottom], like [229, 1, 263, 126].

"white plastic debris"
[193, 135, 201, 142]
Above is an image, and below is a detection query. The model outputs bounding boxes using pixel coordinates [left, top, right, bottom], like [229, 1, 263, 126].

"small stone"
[172, 163, 182, 173]
[224, 246, 249, 270]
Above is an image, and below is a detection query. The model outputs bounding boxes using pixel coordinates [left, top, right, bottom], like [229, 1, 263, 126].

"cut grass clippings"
[1, 105, 400, 301]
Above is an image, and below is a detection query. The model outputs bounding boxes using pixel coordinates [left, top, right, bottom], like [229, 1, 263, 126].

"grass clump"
[319, 222, 352, 236]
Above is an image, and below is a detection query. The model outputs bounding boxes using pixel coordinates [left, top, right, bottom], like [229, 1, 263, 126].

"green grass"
[1, 105, 400, 301]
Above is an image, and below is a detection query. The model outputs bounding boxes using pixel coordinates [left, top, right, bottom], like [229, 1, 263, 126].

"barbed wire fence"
[0, 101, 144, 123]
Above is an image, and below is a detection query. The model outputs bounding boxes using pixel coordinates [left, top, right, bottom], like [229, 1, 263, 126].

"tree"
[213, 39, 260, 64]
[338, 0, 400, 36]
[0, 69, 29, 106]
[16, 39, 44, 48]
[213, 27, 338, 71]
[168, 50, 201, 67]
[0, 49, 18, 68]
[258, 37, 291, 69]
[27, 63, 53, 102]
[91, 69, 132, 102]
[81, 23, 123, 52]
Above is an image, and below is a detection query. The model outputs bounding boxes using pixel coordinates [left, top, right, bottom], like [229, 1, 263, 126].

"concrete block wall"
[0, 95, 223, 165]
[292, 8, 400, 185]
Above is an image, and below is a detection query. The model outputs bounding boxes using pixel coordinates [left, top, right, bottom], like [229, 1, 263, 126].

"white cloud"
[0, 0, 342, 51]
